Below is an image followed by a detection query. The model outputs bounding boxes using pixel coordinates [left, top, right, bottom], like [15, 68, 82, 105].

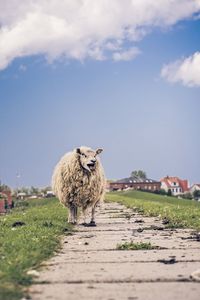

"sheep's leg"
[81, 205, 97, 227]
[68, 204, 77, 224]
[73, 205, 78, 224]
[68, 207, 72, 223]
[91, 206, 95, 223]
[83, 208, 87, 224]
[72, 205, 78, 224]
[81, 208, 87, 225]
[89, 204, 97, 226]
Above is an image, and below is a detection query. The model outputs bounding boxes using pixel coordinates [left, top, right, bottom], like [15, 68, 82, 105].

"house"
[17, 192, 27, 200]
[0, 193, 7, 213]
[190, 184, 200, 194]
[45, 191, 55, 198]
[109, 176, 161, 192]
[0, 190, 13, 213]
[160, 176, 189, 196]
[2, 190, 12, 207]
[29, 195, 38, 199]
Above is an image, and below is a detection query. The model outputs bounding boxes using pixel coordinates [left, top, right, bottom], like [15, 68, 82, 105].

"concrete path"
[30, 202, 200, 300]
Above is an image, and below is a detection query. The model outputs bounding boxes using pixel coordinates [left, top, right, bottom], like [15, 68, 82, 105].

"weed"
[117, 241, 157, 250]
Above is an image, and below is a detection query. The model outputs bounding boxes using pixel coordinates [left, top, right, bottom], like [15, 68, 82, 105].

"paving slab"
[43, 249, 200, 264]
[30, 282, 200, 300]
[36, 261, 200, 283]
[61, 230, 200, 251]
[30, 202, 200, 300]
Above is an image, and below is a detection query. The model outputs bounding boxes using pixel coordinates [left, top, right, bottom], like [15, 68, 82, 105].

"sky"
[0, 0, 200, 188]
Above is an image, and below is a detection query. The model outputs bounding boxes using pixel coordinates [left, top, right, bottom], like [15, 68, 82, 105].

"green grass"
[106, 190, 200, 230]
[117, 241, 157, 250]
[0, 198, 71, 300]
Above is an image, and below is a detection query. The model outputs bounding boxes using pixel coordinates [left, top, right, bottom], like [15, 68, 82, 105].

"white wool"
[52, 147, 105, 211]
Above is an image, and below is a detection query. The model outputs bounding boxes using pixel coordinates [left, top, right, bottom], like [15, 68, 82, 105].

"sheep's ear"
[96, 148, 103, 155]
[76, 148, 81, 155]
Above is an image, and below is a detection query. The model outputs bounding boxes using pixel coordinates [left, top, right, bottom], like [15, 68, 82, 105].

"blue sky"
[0, 1, 200, 188]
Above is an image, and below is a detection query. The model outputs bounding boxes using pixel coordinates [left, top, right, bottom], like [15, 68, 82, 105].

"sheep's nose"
[91, 160, 96, 164]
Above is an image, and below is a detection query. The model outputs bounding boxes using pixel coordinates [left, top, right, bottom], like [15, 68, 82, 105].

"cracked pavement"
[29, 202, 200, 300]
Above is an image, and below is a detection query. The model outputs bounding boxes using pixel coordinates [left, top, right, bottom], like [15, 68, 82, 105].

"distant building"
[109, 176, 161, 192]
[160, 176, 189, 196]
[190, 184, 200, 194]
[17, 192, 27, 200]
[29, 195, 38, 199]
[0, 196, 6, 213]
[45, 191, 55, 198]
[2, 190, 12, 207]
[0, 190, 13, 213]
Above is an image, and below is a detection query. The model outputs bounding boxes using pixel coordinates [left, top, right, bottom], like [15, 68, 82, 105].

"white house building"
[190, 184, 200, 194]
[160, 176, 189, 196]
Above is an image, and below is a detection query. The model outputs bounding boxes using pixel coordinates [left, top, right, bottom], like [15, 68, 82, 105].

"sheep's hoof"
[88, 221, 96, 227]
[69, 221, 77, 225]
[81, 221, 96, 227]
[80, 222, 87, 226]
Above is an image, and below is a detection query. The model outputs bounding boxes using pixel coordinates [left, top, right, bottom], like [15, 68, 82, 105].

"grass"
[117, 241, 157, 250]
[106, 190, 200, 230]
[0, 197, 71, 300]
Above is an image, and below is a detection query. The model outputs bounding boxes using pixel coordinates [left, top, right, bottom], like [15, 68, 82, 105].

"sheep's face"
[76, 147, 103, 172]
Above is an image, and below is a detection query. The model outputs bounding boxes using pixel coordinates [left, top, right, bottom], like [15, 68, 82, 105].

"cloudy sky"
[0, 0, 200, 188]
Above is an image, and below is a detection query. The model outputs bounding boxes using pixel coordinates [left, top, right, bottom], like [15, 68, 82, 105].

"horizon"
[0, 1, 200, 188]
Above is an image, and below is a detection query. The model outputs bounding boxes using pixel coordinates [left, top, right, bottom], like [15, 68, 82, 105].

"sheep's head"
[76, 146, 103, 172]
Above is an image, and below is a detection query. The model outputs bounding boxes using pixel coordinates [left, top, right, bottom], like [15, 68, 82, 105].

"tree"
[160, 189, 167, 195]
[40, 186, 52, 194]
[20, 187, 29, 194]
[0, 183, 11, 192]
[30, 186, 40, 195]
[131, 170, 147, 179]
[182, 192, 193, 200]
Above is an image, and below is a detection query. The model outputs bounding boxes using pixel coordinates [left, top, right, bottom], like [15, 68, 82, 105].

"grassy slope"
[106, 191, 200, 230]
[0, 198, 71, 300]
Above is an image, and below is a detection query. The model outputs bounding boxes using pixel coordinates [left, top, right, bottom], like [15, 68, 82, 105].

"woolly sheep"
[52, 146, 105, 226]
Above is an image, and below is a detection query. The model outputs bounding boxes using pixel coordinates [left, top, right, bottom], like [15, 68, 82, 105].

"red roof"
[160, 176, 189, 192]
[0, 191, 12, 206]
[179, 179, 189, 192]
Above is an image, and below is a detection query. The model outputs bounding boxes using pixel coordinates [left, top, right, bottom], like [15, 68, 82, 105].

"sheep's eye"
[81, 153, 86, 157]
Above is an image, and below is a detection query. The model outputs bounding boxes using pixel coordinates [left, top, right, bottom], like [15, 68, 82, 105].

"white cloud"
[0, 0, 200, 70]
[161, 52, 200, 87]
[113, 47, 140, 61]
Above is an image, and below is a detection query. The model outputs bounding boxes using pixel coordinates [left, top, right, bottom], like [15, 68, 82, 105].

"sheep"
[52, 146, 105, 226]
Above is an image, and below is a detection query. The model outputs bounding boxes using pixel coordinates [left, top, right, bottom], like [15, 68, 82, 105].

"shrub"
[193, 190, 200, 200]
[182, 192, 193, 200]
[167, 189, 172, 196]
